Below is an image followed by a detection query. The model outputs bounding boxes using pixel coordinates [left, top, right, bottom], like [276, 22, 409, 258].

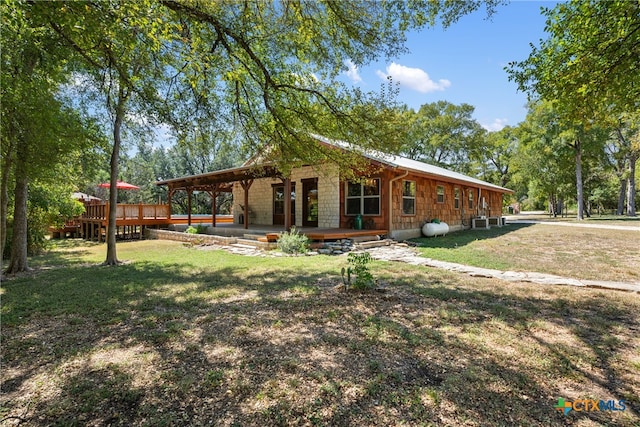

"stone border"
[365, 245, 640, 294]
[144, 228, 276, 250]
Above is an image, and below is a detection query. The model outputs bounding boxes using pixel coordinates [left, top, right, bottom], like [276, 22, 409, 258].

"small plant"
[341, 252, 374, 290]
[195, 223, 207, 234]
[276, 226, 309, 254]
[185, 225, 198, 234]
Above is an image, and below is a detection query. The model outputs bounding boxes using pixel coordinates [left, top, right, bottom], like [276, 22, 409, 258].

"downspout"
[388, 169, 409, 236]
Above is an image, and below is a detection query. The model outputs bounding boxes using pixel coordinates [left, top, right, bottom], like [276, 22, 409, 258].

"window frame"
[272, 183, 296, 215]
[468, 190, 474, 209]
[436, 185, 445, 204]
[345, 178, 381, 216]
[454, 187, 460, 209]
[401, 180, 416, 216]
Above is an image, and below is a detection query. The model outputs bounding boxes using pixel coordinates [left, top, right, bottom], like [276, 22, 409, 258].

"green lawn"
[412, 223, 640, 282]
[1, 239, 639, 426]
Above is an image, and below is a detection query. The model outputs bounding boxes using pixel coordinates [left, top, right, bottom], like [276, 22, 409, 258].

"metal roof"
[156, 135, 512, 194]
[311, 134, 513, 193]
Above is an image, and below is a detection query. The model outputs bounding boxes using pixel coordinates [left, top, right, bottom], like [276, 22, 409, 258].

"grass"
[1, 239, 639, 426]
[412, 223, 640, 282]
[506, 212, 640, 227]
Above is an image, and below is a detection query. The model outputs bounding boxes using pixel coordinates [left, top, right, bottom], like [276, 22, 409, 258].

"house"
[156, 135, 512, 239]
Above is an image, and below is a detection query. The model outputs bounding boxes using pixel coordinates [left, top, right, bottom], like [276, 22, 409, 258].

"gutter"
[388, 169, 410, 234]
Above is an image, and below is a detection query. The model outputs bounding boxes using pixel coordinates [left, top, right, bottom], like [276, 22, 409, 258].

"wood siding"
[389, 172, 504, 234]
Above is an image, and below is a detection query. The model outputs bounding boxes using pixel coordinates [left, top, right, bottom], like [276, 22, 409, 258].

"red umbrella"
[98, 180, 140, 190]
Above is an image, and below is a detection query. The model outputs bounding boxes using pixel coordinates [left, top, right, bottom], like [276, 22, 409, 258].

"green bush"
[185, 226, 198, 234]
[276, 227, 309, 254]
[341, 252, 374, 290]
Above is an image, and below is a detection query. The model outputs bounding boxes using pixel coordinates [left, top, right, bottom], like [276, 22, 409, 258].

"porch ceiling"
[155, 164, 281, 192]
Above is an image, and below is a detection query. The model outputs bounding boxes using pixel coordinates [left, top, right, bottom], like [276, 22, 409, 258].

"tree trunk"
[574, 139, 584, 220]
[557, 197, 564, 217]
[627, 153, 637, 216]
[103, 86, 127, 266]
[617, 177, 627, 215]
[0, 139, 14, 260]
[5, 141, 29, 274]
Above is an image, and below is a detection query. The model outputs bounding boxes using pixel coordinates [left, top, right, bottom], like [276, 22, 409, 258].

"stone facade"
[232, 165, 340, 228]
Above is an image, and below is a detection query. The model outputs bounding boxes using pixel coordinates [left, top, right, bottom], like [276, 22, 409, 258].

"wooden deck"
[69, 201, 387, 243]
[76, 202, 233, 241]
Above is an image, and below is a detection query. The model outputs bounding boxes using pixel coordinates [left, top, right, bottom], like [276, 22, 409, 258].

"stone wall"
[145, 228, 238, 245]
[231, 165, 340, 227]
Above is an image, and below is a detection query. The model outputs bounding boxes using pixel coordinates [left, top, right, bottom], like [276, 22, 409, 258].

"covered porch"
[156, 164, 290, 229]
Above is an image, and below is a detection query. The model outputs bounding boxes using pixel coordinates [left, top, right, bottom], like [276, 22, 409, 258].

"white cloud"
[482, 118, 508, 132]
[376, 62, 451, 93]
[344, 59, 362, 83]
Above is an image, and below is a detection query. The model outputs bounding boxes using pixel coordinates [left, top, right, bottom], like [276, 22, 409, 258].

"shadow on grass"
[394, 272, 640, 425]
[2, 256, 639, 426]
[410, 222, 534, 249]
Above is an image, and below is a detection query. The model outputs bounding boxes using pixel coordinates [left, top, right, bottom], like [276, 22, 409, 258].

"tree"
[611, 115, 639, 216]
[507, 0, 639, 124]
[477, 126, 518, 188]
[511, 102, 575, 215]
[32, 0, 183, 265]
[506, 0, 639, 218]
[400, 101, 485, 174]
[1, 0, 98, 274]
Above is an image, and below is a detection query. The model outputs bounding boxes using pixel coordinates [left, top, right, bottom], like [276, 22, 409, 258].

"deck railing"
[82, 201, 170, 221]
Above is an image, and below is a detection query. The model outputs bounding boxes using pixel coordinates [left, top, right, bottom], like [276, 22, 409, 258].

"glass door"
[302, 179, 318, 227]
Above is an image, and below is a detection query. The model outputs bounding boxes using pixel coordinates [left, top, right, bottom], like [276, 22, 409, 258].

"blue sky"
[341, 1, 558, 132]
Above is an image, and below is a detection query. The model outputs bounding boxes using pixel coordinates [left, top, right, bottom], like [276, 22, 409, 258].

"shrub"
[195, 223, 207, 234]
[185, 226, 198, 234]
[276, 227, 309, 254]
[341, 252, 374, 290]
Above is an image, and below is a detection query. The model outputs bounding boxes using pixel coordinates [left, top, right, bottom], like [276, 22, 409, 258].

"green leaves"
[507, 0, 640, 124]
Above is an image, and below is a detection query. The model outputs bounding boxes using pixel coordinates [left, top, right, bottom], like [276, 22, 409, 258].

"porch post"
[240, 179, 253, 229]
[187, 188, 193, 226]
[167, 188, 174, 219]
[283, 177, 292, 231]
[209, 184, 219, 227]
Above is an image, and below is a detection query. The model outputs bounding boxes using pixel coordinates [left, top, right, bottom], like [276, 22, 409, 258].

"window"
[454, 187, 460, 209]
[346, 178, 380, 215]
[273, 184, 295, 215]
[436, 185, 445, 203]
[402, 181, 416, 215]
[468, 190, 474, 209]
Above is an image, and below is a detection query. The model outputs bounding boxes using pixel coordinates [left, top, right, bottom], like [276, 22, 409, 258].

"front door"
[302, 179, 318, 227]
[273, 183, 295, 225]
